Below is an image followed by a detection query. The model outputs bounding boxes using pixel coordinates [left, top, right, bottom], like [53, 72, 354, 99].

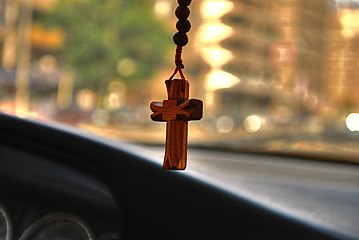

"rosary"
[150, 0, 203, 170]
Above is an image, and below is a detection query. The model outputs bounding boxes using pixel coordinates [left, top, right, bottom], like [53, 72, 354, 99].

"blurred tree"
[41, 0, 171, 91]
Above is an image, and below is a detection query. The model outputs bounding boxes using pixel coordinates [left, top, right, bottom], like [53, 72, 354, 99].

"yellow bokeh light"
[216, 115, 234, 133]
[117, 58, 137, 77]
[197, 23, 233, 44]
[154, 0, 172, 18]
[205, 69, 240, 91]
[339, 9, 359, 38]
[200, 46, 233, 67]
[76, 89, 96, 112]
[200, 0, 234, 19]
[346, 113, 359, 132]
[244, 115, 262, 133]
[103, 93, 123, 110]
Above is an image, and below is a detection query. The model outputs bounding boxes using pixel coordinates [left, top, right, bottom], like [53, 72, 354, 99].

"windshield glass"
[0, 0, 358, 163]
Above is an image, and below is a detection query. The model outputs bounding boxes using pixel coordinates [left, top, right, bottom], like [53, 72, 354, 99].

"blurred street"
[79, 121, 359, 164]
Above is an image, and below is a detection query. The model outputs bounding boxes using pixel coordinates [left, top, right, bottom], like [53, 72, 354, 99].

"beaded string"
[168, 0, 192, 91]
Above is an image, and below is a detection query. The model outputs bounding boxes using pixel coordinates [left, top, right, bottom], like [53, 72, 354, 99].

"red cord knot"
[175, 60, 184, 70]
[175, 46, 184, 69]
[169, 46, 186, 91]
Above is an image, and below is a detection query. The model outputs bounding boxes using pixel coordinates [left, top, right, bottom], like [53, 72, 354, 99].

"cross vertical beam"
[164, 79, 189, 170]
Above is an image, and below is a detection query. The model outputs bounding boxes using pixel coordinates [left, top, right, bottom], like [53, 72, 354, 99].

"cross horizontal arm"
[150, 99, 203, 122]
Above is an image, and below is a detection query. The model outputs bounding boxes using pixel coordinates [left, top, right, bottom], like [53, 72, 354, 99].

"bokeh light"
[346, 113, 359, 132]
[244, 115, 262, 133]
[216, 115, 234, 133]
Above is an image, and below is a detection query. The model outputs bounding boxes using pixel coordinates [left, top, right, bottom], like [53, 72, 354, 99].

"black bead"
[175, 6, 190, 20]
[173, 32, 188, 46]
[176, 19, 191, 33]
[177, 0, 192, 6]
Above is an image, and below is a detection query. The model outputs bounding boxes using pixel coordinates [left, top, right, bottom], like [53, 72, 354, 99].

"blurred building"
[0, 0, 65, 114]
[267, 0, 334, 119]
[191, 0, 342, 133]
[0, 0, 62, 70]
[325, 2, 359, 115]
[152, 0, 339, 133]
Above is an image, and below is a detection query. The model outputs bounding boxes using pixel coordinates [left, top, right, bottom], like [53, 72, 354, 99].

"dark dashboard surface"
[135, 145, 359, 240]
[0, 128, 123, 239]
[0, 113, 358, 240]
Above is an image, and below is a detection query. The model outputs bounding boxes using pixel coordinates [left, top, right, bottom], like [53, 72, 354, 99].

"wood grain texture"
[163, 79, 189, 170]
[164, 120, 188, 170]
[150, 79, 203, 170]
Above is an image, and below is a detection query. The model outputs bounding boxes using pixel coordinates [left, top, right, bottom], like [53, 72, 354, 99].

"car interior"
[0, 113, 356, 240]
[1, 0, 359, 239]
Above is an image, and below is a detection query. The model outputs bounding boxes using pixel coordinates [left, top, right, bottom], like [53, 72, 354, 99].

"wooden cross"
[150, 79, 203, 170]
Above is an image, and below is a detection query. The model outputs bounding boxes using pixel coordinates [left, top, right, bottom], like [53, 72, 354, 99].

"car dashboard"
[0, 113, 357, 240]
[0, 133, 123, 240]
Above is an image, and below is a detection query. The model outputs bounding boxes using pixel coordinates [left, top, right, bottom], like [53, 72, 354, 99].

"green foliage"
[41, 0, 171, 90]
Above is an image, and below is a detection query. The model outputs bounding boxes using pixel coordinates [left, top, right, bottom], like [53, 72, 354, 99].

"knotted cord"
[169, 46, 186, 90]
